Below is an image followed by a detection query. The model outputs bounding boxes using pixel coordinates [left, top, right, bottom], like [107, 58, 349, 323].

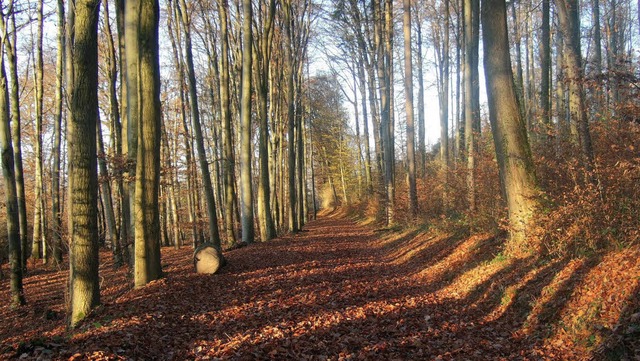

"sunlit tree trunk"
[217, 0, 238, 244]
[131, 0, 163, 287]
[68, 0, 101, 327]
[540, 0, 551, 126]
[102, 0, 124, 267]
[283, 0, 298, 232]
[556, 0, 596, 178]
[403, 0, 417, 218]
[240, 0, 255, 244]
[0, 42, 25, 306]
[464, 0, 480, 213]
[356, 58, 373, 194]
[32, 0, 45, 261]
[124, 0, 140, 263]
[115, 0, 131, 266]
[415, 12, 426, 176]
[51, 0, 65, 265]
[254, 0, 277, 241]
[482, 0, 540, 246]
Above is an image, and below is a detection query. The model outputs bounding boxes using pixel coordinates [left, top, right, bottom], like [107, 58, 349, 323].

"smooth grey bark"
[482, 0, 540, 245]
[403, 0, 417, 218]
[254, 0, 277, 241]
[132, 0, 163, 287]
[102, 0, 124, 267]
[31, 0, 45, 261]
[0, 42, 25, 306]
[540, 0, 551, 125]
[51, 0, 65, 265]
[217, 0, 239, 244]
[4, 11, 27, 271]
[556, 0, 596, 179]
[239, 0, 255, 244]
[463, 0, 479, 213]
[68, 0, 101, 327]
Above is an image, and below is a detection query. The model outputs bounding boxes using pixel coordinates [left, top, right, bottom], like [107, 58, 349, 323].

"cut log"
[193, 243, 224, 274]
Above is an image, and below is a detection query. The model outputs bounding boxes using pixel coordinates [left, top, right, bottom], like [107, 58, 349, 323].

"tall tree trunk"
[240, 0, 255, 244]
[403, 0, 417, 218]
[4, 11, 27, 271]
[540, 0, 552, 126]
[556, 0, 596, 179]
[114, 0, 131, 266]
[102, 0, 124, 267]
[253, 0, 277, 241]
[415, 13, 426, 176]
[68, 0, 101, 327]
[0, 41, 25, 306]
[217, 0, 239, 244]
[482, 0, 540, 245]
[464, 0, 480, 213]
[31, 0, 45, 261]
[356, 58, 373, 194]
[132, 0, 163, 287]
[51, 0, 65, 265]
[177, 0, 222, 250]
[437, 0, 451, 207]
[284, 0, 298, 233]
[124, 0, 139, 264]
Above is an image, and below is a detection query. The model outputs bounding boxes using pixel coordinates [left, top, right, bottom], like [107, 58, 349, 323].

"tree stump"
[193, 243, 224, 274]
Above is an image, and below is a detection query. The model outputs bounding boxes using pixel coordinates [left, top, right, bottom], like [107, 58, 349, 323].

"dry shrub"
[533, 120, 640, 257]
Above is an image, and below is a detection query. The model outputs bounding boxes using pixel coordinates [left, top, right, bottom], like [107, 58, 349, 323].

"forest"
[0, 0, 639, 358]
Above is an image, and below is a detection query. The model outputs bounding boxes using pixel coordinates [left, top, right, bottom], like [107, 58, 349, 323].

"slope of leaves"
[1, 214, 639, 360]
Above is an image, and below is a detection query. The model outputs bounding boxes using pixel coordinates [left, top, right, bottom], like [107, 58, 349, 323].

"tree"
[240, 0, 255, 244]
[31, 0, 46, 261]
[51, 0, 65, 264]
[464, 0, 480, 213]
[216, 0, 239, 244]
[555, 0, 596, 180]
[482, 0, 540, 245]
[0, 33, 24, 306]
[4, 7, 28, 271]
[254, 0, 277, 241]
[177, 0, 222, 250]
[540, 0, 551, 126]
[130, 0, 163, 287]
[403, 0, 417, 218]
[67, 0, 101, 327]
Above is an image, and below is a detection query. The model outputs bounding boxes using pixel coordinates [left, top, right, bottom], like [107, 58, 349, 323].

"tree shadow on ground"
[3, 217, 627, 360]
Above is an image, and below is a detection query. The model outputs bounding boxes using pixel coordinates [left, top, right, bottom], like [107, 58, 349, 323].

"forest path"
[2, 214, 586, 360]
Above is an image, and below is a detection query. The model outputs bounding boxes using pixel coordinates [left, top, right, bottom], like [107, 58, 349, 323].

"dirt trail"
[1, 215, 619, 360]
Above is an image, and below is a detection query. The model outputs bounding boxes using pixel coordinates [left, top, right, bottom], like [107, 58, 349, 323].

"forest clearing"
[1, 214, 639, 360]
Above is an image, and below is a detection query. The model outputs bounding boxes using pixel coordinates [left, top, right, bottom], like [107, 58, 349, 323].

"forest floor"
[1, 212, 639, 360]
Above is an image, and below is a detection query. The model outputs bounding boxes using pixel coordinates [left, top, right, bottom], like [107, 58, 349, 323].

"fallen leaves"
[1, 216, 638, 360]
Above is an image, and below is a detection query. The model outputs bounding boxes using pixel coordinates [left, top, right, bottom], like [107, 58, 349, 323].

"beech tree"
[482, 0, 540, 245]
[403, 0, 417, 217]
[0, 29, 24, 306]
[130, 0, 163, 287]
[239, 0, 255, 244]
[68, 0, 101, 327]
